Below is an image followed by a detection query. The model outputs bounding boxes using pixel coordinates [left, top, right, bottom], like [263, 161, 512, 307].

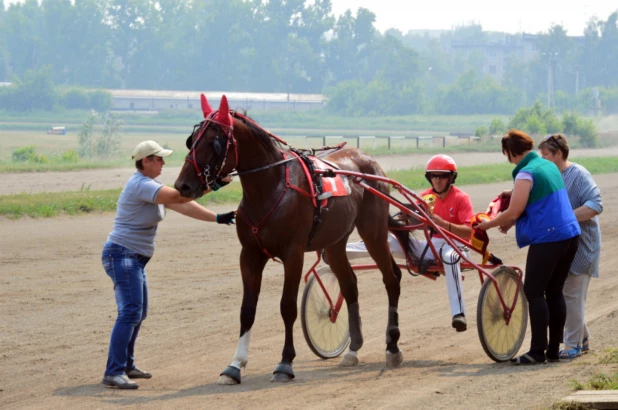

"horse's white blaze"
[230, 330, 251, 369]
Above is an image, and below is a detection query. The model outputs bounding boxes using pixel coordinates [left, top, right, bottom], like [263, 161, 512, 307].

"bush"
[560, 111, 598, 147]
[88, 90, 113, 111]
[12, 145, 48, 163]
[0, 67, 59, 111]
[545, 115, 563, 134]
[576, 119, 598, 148]
[63, 88, 91, 109]
[475, 126, 488, 137]
[489, 118, 505, 135]
[78, 111, 123, 158]
[562, 112, 578, 135]
[60, 150, 80, 163]
[524, 115, 546, 135]
[508, 101, 565, 136]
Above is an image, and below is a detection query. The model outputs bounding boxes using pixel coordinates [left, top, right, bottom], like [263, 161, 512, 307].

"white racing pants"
[346, 234, 467, 318]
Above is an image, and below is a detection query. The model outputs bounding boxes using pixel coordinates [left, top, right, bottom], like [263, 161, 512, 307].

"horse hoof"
[217, 374, 239, 385]
[386, 350, 403, 368]
[217, 366, 241, 385]
[270, 362, 294, 382]
[271, 372, 294, 382]
[339, 352, 359, 367]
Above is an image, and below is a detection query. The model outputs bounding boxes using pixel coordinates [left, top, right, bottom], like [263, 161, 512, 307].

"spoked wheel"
[477, 266, 528, 362]
[301, 266, 350, 359]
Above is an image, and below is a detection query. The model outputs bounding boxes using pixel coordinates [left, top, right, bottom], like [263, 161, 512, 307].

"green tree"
[40, 0, 74, 84]
[88, 89, 113, 111]
[3, 0, 45, 77]
[475, 126, 488, 137]
[0, 0, 7, 81]
[66, 0, 113, 87]
[63, 88, 90, 109]
[0, 66, 58, 110]
[489, 118, 505, 135]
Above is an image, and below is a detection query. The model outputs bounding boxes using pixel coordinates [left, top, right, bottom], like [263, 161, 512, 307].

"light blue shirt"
[107, 172, 165, 257]
[562, 163, 603, 277]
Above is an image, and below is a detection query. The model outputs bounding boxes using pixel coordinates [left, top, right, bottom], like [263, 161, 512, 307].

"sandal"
[510, 353, 547, 365]
[581, 337, 589, 353]
[559, 347, 581, 359]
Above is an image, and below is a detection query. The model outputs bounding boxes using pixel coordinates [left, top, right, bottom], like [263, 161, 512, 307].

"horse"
[174, 94, 404, 384]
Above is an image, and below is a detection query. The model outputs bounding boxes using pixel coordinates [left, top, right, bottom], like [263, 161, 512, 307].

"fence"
[301, 135, 482, 150]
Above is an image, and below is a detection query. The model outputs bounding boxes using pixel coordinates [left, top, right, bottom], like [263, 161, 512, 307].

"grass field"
[0, 130, 501, 171]
[2, 156, 617, 219]
[3, 128, 617, 173]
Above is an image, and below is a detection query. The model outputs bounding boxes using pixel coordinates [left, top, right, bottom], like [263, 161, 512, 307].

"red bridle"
[185, 110, 239, 191]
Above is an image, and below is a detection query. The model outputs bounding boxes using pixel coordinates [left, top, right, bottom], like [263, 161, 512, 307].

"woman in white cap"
[101, 140, 235, 389]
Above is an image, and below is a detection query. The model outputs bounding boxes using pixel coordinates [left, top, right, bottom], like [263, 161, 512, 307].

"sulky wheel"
[301, 266, 350, 359]
[477, 266, 528, 362]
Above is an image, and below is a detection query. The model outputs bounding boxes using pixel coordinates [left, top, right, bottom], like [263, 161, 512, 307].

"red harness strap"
[237, 151, 318, 261]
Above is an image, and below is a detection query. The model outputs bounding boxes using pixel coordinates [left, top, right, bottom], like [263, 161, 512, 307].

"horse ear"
[200, 93, 213, 118]
[216, 95, 232, 127]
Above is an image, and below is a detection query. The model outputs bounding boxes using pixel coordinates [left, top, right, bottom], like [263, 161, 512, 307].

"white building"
[108, 89, 325, 112]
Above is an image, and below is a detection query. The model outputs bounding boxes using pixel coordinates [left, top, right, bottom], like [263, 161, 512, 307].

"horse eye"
[185, 136, 192, 150]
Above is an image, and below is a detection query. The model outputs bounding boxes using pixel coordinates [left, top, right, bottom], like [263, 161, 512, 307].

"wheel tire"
[301, 266, 350, 359]
[477, 266, 528, 362]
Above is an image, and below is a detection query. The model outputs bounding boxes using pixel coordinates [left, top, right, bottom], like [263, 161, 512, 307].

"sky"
[3, 0, 617, 36]
[329, 0, 617, 36]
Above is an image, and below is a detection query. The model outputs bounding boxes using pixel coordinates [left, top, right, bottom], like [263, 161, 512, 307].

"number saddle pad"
[310, 157, 352, 200]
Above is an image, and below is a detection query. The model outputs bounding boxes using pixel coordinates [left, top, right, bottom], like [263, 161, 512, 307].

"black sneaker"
[126, 367, 152, 379]
[102, 374, 139, 389]
[452, 314, 467, 332]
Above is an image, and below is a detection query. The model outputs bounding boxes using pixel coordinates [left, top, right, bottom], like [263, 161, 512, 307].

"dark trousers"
[524, 236, 579, 357]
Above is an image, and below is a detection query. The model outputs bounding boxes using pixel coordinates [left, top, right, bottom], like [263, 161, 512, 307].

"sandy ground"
[3, 146, 618, 195]
[1, 156, 618, 409]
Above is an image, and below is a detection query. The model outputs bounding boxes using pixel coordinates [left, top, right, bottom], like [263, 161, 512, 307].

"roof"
[107, 89, 325, 103]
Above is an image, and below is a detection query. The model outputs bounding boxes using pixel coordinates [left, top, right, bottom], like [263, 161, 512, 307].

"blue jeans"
[102, 241, 150, 377]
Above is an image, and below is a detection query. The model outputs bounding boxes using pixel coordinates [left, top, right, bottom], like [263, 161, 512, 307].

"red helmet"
[425, 155, 458, 190]
[425, 154, 457, 173]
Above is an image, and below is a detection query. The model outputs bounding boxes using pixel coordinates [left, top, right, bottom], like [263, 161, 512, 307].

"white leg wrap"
[231, 330, 251, 369]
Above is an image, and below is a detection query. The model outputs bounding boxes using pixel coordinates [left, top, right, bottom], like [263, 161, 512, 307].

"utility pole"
[543, 52, 558, 108]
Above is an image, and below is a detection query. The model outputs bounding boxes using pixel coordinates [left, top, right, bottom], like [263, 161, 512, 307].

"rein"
[186, 110, 346, 261]
[229, 145, 345, 177]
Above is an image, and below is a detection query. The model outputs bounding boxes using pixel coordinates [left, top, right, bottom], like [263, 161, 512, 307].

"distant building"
[108, 89, 325, 112]
[449, 33, 540, 82]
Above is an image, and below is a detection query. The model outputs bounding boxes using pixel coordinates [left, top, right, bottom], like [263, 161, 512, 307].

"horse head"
[174, 94, 238, 198]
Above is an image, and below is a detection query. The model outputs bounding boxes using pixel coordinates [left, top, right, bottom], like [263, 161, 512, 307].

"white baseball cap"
[132, 140, 173, 161]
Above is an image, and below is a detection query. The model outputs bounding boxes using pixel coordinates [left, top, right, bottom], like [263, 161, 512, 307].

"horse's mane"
[233, 111, 284, 151]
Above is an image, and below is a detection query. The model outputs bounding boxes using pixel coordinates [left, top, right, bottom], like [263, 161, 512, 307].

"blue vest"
[513, 152, 580, 248]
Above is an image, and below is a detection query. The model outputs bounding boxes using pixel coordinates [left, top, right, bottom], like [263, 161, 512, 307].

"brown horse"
[174, 94, 403, 384]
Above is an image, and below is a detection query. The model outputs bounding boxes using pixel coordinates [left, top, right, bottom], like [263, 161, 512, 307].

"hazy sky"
[3, 0, 617, 36]
[330, 0, 618, 35]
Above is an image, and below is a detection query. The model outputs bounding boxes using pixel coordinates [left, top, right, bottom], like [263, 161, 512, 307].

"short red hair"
[502, 129, 534, 160]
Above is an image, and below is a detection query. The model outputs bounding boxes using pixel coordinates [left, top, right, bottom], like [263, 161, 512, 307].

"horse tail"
[388, 214, 410, 254]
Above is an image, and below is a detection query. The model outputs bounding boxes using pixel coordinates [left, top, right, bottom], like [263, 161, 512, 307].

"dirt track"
[3, 146, 618, 195]
[1, 157, 618, 408]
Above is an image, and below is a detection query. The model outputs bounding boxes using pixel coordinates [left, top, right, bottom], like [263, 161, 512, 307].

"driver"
[345, 155, 474, 332]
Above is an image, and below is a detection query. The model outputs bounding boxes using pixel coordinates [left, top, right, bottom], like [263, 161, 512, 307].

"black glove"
[216, 211, 236, 225]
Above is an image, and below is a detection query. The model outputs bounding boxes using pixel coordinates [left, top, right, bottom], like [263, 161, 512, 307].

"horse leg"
[217, 247, 268, 385]
[357, 222, 404, 368]
[271, 249, 305, 382]
[324, 236, 364, 367]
